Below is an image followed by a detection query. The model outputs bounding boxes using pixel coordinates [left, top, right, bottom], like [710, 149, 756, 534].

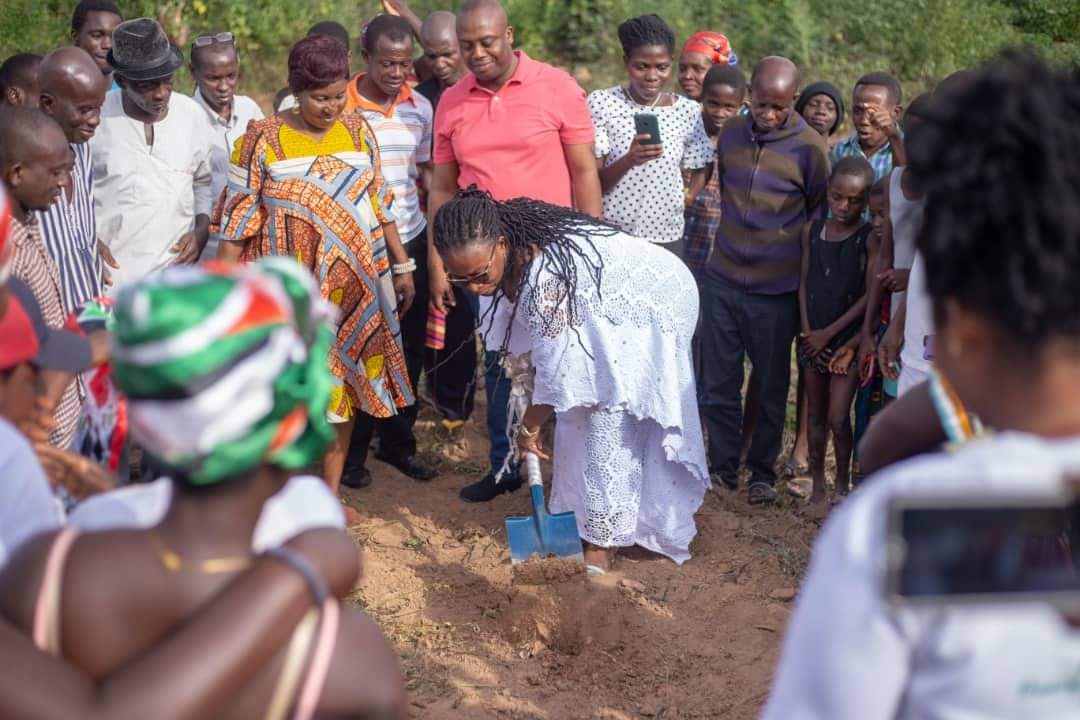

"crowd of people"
[1, 0, 1079, 716]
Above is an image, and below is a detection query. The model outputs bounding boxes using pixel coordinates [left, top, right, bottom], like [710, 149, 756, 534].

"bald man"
[426, 0, 602, 503]
[700, 56, 829, 505]
[412, 9, 475, 433]
[0, 106, 84, 451]
[35, 47, 109, 315]
[415, 11, 465, 110]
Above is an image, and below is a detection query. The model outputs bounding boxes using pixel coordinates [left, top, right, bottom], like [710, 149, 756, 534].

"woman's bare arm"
[0, 528, 358, 720]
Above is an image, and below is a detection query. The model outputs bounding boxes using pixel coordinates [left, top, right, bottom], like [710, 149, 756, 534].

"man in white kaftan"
[92, 18, 213, 290]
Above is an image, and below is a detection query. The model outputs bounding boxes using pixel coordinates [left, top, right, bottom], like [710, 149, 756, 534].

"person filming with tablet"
[763, 51, 1080, 720]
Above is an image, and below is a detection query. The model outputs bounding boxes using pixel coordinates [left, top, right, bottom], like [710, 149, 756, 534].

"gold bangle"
[518, 424, 538, 439]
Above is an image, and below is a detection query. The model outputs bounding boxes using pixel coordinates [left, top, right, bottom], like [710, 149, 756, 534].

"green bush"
[2, 0, 1076, 105]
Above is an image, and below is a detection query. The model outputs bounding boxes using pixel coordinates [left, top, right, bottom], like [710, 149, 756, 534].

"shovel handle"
[525, 453, 543, 488]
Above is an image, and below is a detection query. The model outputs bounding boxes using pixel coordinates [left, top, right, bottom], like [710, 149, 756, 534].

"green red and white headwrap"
[109, 258, 336, 485]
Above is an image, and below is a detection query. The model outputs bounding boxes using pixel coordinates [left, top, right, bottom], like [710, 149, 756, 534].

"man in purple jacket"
[701, 56, 829, 505]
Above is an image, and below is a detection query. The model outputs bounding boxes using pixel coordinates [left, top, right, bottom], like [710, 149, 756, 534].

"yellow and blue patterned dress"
[214, 113, 413, 420]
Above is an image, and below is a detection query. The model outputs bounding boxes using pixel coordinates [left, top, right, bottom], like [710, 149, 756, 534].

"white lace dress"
[492, 229, 708, 564]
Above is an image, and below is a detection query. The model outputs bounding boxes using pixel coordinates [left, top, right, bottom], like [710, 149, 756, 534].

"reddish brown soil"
[341, 396, 820, 720]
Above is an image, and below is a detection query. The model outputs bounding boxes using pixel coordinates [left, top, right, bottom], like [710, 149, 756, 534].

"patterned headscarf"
[110, 258, 336, 485]
[682, 31, 738, 67]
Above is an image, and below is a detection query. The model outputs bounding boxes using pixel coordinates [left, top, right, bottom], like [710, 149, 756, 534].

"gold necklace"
[148, 531, 252, 575]
[624, 85, 664, 108]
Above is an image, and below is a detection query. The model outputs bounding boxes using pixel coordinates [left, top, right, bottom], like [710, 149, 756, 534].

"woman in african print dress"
[215, 35, 415, 490]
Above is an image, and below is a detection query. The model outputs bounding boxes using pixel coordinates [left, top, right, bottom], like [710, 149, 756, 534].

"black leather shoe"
[374, 452, 439, 481]
[459, 471, 523, 503]
[340, 464, 372, 489]
[710, 472, 738, 492]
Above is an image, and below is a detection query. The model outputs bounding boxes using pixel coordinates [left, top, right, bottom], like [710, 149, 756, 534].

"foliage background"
[3, 0, 1078, 109]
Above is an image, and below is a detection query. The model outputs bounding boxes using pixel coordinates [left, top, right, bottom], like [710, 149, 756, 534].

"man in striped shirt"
[342, 14, 439, 486]
[0, 107, 89, 450]
[35, 47, 109, 314]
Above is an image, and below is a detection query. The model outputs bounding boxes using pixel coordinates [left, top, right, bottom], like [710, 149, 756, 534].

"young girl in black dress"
[798, 157, 877, 507]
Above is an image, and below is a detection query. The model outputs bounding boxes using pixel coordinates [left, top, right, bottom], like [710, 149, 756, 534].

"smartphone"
[634, 113, 662, 145]
[884, 492, 1080, 607]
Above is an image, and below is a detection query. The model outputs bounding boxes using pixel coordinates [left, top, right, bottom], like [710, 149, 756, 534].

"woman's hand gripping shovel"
[501, 352, 584, 567]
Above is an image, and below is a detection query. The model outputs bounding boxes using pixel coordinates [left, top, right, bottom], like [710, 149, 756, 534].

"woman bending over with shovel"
[434, 187, 709, 573]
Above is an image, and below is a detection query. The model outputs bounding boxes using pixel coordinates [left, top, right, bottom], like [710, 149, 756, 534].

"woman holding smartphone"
[763, 52, 1080, 720]
[587, 14, 713, 257]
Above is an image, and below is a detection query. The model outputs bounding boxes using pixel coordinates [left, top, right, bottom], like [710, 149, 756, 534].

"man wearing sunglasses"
[189, 31, 264, 260]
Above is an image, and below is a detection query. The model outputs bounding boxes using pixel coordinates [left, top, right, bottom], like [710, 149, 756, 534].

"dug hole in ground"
[342, 376, 818, 719]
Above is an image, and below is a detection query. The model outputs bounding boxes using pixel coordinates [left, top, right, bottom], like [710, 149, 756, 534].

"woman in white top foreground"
[762, 50, 1080, 720]
[433, 187, 708, 572]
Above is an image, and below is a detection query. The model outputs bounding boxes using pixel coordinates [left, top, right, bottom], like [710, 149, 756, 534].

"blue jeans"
[484, 347, 512, 475]
[463, 291, 513, 477]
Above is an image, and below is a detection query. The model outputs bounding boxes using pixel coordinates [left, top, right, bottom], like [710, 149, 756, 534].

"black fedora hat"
[107, 18, 183, 82]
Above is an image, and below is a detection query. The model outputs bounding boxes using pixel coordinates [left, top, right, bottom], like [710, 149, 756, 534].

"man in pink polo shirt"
[427, 0, 601, 503]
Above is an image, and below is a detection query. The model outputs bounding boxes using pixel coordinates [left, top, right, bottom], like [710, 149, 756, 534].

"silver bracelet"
[391, 259, 416, 275]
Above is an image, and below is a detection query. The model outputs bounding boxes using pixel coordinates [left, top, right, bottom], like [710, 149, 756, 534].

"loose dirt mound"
[511, 556, 586, 586]
[343, 404, 820, 719]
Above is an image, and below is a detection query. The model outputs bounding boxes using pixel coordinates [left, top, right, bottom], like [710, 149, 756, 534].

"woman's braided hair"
[910, 50, 1080, 345]
[433, 187, 619, 355]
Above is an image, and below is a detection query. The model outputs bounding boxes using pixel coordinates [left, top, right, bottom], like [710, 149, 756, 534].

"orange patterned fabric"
[213, 113, 413, 418]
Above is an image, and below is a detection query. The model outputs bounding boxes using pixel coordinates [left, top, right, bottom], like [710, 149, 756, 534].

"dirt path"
[342, 407, 819, 719]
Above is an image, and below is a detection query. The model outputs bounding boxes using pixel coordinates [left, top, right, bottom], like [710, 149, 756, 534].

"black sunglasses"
[446, 242, 499, 285]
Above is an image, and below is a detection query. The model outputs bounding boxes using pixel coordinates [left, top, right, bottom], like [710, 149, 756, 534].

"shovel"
[506, 453, 585, 564]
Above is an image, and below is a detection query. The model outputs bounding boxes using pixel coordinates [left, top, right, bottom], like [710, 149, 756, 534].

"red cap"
[0, 295, 40, 370]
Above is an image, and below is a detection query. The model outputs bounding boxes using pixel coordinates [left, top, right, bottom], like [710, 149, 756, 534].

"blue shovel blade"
[506, 486, 585, 564]
[506, 515, 543, 563]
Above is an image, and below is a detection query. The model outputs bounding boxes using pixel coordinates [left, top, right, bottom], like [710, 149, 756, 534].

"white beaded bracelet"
[391, 259, 416, 275]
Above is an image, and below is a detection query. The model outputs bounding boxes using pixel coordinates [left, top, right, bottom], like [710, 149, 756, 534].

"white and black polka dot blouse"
[588, 86, 714, 243]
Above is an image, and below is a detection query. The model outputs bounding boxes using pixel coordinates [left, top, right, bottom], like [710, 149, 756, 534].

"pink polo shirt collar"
[457, 50, 537, 96]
